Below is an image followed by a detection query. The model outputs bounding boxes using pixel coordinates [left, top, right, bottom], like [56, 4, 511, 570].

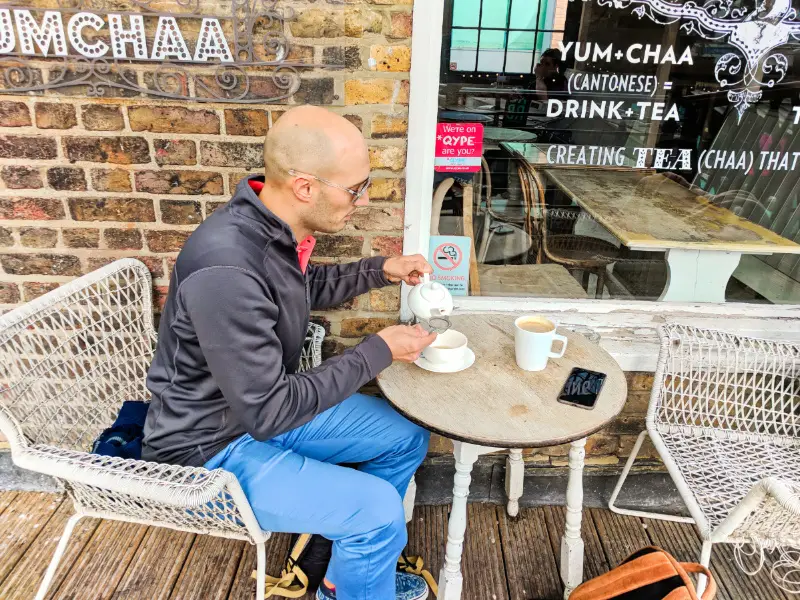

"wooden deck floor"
[0, 492, 790, 600]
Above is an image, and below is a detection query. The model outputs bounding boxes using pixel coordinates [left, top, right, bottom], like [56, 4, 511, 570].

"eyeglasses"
[287, 169, 371, 204]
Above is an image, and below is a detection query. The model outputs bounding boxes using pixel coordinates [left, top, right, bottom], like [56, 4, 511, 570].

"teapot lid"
[419, 278, 448, 306]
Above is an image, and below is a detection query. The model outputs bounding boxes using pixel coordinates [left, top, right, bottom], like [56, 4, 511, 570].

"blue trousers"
[204, 394, 430, 600]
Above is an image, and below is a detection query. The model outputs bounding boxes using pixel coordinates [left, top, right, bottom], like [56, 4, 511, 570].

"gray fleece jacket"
[142, 175, 394, 467]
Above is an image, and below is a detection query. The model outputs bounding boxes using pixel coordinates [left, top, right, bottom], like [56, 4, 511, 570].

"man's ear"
[291, 176, 314, 204]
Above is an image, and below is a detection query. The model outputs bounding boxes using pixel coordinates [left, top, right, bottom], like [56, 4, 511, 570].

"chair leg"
[697, 541, 713, 595]
[581, 270, 590, 290]
[595, 269, 606, 299]
[256, 541, 266, 600]
[404, 475, 417, 523]
[608, 431, 694, 524]
[34, 513, 83, 600]
[478, 227, 495, 264]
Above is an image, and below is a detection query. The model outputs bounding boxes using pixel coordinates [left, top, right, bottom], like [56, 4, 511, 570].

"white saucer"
[414, 348, 475, 373]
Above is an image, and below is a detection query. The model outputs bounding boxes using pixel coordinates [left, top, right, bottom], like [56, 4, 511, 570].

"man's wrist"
[358, 333, 393, 375]
[373, 256, 394, 286]
[382, 256, 399, 284]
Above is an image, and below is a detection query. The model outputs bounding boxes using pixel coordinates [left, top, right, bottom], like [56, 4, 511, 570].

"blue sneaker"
[315, 572, 428, 600]
[396, 571, 429, 600]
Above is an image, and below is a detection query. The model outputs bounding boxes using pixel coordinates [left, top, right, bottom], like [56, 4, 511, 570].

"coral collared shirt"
[249, 180, 316, 273]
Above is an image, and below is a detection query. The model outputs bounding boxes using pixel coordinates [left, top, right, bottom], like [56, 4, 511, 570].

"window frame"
[402, 0, 800, 372]
[441, 0, 565, 84]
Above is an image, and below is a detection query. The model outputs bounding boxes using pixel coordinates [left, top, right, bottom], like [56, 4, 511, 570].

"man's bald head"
[264, 105, 367, 182]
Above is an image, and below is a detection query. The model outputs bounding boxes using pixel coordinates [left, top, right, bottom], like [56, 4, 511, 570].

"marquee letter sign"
[0, 1, 342, 103]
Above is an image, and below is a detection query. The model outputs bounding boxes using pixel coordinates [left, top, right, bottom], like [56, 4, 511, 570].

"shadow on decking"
[0, 492, 791, 600]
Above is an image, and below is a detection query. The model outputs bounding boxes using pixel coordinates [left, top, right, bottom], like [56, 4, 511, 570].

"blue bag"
[91, 401, 149, 460]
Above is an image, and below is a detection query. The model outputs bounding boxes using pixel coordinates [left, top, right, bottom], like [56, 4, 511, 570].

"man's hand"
[383, 254, 434, 285]
[377, 324, 437, 363]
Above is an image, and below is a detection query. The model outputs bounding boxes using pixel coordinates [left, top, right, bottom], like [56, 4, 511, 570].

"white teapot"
[407, 274, 454, 329]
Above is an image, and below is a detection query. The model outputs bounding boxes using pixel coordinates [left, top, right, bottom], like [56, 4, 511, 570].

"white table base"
[438, 442, 499, 600]
[403, 476, 417, 523]
[505, 449, 524, 517]
[659, 249, 743, 303]
[438, 440, 588, 600]
[562, 438, 587, 598]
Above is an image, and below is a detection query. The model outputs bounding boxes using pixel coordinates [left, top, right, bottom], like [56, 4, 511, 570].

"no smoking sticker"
[429, 235, 471, 296]
[433, 243, 463, 271]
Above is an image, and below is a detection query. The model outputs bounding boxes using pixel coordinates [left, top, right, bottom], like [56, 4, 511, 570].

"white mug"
[514, 316, 568, 372]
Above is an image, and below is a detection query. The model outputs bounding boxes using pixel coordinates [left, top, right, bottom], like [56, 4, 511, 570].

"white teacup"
[422, 329, 468, 365]
[514, 316, 568, 372]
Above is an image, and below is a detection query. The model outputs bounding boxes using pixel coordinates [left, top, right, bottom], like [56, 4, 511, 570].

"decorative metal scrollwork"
[598, 0, 800, 119]
[0, 1, 341, 103]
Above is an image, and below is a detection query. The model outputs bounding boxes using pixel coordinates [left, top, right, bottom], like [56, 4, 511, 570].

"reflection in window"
[449, 0, 563, 77]
[434, 0, 800, 305]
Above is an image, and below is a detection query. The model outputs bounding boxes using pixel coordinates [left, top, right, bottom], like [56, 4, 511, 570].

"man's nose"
[354, 192, 370, 207]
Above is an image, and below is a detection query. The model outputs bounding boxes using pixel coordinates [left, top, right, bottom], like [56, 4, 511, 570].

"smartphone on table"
[557, 367, 607, 410]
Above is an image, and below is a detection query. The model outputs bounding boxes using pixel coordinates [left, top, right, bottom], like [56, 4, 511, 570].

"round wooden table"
[377, 314, 627, 600]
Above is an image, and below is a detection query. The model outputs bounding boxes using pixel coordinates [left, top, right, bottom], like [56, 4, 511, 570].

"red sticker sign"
[434, 123, 484, 173]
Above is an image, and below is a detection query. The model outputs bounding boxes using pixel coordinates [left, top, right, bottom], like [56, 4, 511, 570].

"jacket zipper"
[304, 270, 311, 318]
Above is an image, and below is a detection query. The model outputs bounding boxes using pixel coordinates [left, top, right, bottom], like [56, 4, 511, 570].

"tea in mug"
[516, 318, 554, 334]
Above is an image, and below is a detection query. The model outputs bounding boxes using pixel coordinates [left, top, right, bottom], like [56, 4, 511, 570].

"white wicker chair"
[609, 323, 800, 593]
[0, 258, 327, 600]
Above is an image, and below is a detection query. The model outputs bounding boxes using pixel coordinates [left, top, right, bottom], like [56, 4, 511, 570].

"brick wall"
[0, 1, 412, 357]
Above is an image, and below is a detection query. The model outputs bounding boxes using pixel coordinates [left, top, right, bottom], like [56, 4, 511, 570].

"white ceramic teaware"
[414, 347, 476, 374]
[514, 315, 568, 372]
[407, 273, 454, 332]
[421, 329, 468, 365]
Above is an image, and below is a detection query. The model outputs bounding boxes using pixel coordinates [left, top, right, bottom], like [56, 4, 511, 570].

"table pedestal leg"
[659, 249, 742, 303]
[438, 442, 480, 600]
[561, 438, 586, 600]
[403, 475, 417, 523]
[505, 449, 524, 517]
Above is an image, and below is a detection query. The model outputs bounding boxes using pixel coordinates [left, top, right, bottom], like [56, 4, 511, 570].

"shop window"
[432, 0, 800, 306]
[445, 0, 566, 78]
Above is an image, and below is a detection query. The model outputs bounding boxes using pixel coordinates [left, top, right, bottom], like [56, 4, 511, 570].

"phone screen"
[557, 367, 607, 409]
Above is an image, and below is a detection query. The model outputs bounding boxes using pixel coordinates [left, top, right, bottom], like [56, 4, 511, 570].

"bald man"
[143, 106, 435, 600]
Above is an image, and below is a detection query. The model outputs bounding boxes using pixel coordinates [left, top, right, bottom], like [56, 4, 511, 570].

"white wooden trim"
[400, 1, 800, 370]
[453, 296, 800, 318]
[401, 0, 445, 321]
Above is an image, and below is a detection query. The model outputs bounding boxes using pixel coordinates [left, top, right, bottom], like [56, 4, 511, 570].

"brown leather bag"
[569, 546, 717, 600]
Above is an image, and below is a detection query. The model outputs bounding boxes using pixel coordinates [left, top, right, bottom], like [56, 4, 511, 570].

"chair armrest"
[712, 477, 800, 543]
[301, 322, 325, 371]
[14, 445, 236, 508]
